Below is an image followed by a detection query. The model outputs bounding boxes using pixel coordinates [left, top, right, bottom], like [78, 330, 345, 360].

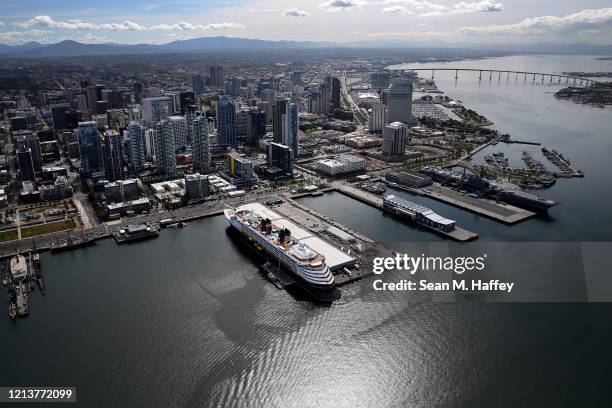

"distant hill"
[0, 36, 611, 57]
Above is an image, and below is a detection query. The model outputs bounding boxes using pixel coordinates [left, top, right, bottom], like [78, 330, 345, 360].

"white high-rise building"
[192, 116, 210, 174]
[127, 122, 146, 173]
[383, 121, 409, 159]
[283, 102, 299, 159]
[168, 116, 188, 152]
[387, 73, 417, 125]
[144, 129, 156, 158]
[368, 103, 388, 133]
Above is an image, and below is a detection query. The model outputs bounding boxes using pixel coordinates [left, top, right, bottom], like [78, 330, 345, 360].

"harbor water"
[2, 55, 612, 407]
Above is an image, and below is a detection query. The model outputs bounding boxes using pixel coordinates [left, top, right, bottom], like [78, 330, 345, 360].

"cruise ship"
[225, 204, 339, 302]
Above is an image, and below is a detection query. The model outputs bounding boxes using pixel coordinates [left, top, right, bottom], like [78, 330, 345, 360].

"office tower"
[369, 103, 388, 133]
[51, 103, 70, 130]
[134, 82, 144, 104]
[16, 146, 36, 181]
[164, 92, 179, 114]
[106, 91, 124, 109]
[85, 85, 98, 111]
[290, 71, 302, 91]
[144, 129, 156, 158]
[330, 77, 341, 109]
[217, 95, 236, 147]
[127, 122, 146, 173]
[168, 116, 188, 152]
[236, 109, 249, 140]
[154, 120, 177, 175]
[107, 109, 128, 130]
[15, 134, 43, 173]
[179, 91, 195, 115]
[142, 97, 172, 123]
[92, 114, 108, 129]
[229, 78, 242, 97]
[247, 110, 266, 146]
[273, 97, 288, 144]
[209, 65, 225, 88]
[76, 121, 105, 178]
[383, 122, 409, 159]
[184, 173, 209, 201]
[387, 73, 416, 125]
[371, 72, 391, 92]
[273, 97, 299, 158]
[192, 75, 205, 95]
[185, 105, 198, 143]
[76, 94, 88, 114]
[104, 179, 139, 203]
[226, 151, 254, 185]
[267, 142, 294, 176]
[192, 116, 210, 174]
[104, 130, 125, 182]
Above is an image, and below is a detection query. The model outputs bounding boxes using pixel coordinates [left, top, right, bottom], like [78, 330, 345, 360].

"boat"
[50, 237, 96, 253]
[360, 181, 387, 194]
[225, 204, 339, 302]
[112, 223, 160, 244]
[15, 284, 28, 317]
[10, 254, 28, 282]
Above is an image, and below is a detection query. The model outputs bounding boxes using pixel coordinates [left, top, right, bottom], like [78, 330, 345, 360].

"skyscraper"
[247, 110, 266, 147]
[273, 97, 288, 144]
[16, 146, 36, 182]
[192, 75, 205, 95]
[154, 121, 177, 175]
[387, 73, 416, 125]
[371, 72, 391, 93]
[368, 103, 388, 133]
[217, 95, 236, 147]
[127, 122, 146, 173]
[15, 134, 42, 173]
[383, 122, 409, 160]
[192, 116, 210, 174]
[330, 77, 341, 110]
[168, 116, 188, 152]
[142, 97, 171, 123]
[273, 97, 299, 158]
[76, 121, 105, 178]
[134, 82, 144, 104]
[104, 130, 125, 182]
[209, 65, 225, 88]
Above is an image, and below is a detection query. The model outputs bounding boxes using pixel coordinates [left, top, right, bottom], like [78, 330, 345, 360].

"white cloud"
[454, 1, 503, 13]
[0, 29, 48, 44]
[382, 5, 416, 15]
[16, 15, 244, 33]
[18, 15, 146, 31]
[74, 34, 112, 43]
[284, 8, 309, 17]
[141, 3, 161, 10]
[460, 7, 612, 34]
[319, 0, 367, 12]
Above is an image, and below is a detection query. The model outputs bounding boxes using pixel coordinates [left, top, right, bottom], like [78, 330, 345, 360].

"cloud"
[460, 7, 612, 34]
[18, 15, 145, 31]
[454, 1, 503, 13]
[284, 8, 309, 17]
[382, 5, 416, 15]
[319, 0, 367, 12]
[16, 15, 244, 32]
[0, 29, 48, 44]
[74, 34, 112, 43]
[142, 3, 161, 10]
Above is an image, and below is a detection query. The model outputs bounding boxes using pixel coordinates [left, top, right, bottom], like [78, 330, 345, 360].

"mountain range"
[0, 36, 611, 57]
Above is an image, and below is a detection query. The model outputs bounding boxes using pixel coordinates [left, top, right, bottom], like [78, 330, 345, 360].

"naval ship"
[225, 204, 339, 302]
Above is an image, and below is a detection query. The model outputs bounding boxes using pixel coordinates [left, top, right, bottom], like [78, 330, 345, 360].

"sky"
[0, 0, 611, 45]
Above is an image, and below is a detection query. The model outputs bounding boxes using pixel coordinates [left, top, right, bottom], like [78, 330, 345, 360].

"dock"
[333, 181, 479, 241]
[421, 184, 535, 224]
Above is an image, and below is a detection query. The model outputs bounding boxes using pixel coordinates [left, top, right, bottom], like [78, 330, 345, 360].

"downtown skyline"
[0, 1, 611, 46]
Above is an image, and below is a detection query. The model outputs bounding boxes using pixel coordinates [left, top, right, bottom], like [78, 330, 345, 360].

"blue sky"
[1, 1, 611, 45]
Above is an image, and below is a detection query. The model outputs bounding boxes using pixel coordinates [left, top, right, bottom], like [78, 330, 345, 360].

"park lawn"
[20, 219, 75, 239]
[0, 229, 18, 243]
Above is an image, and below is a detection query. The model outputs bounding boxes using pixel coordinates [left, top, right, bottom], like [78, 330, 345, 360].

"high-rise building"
[184, 173, 209, 201]
[383, 122, 409, 159]
[235, 109, 249, 140]
[266, 142, 294, 178]
[371, 72, 391, 92]
[168, 116, 188, 152]
[50, 103, 70, 130]
[144, 129, 156, 158]
[104, 130, 125, 182]
[290, 71, 302, 91]
[247, 110, 266, 146]
[273, 97, 287, 144]
[368, 103, 388, 133]
[192, 117, 210, 174]
[15, 133, 43, 173]
[16, 146, 36, 181]
[192, 75, 205, 95]
[154, 120, 177, 175]
[127, 122, 146, 173]
[179, 92, 195, 115]
[209, 65, 225, 88]
[217, 95, 236, 147]
[76, 121, 105, 178]
[225, 151, 254, 186]
[134, 82, 144, 104]
[142, 97, 172, 123]
[273, 97, 299, 158]
[330, 77, 341, 109]
[387, 73, 416, 125]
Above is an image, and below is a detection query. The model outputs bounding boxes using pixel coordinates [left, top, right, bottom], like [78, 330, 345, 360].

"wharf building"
[76, 121, 105, 179]
[383, 122, 409, 160]
[192, 116, 211, 174]
[127, 122, 146, 173]
[103, 130, 125, 182]
[185, 173, 209, 201]
[217, 95, 237, 147]
[154, 120, 177, 176]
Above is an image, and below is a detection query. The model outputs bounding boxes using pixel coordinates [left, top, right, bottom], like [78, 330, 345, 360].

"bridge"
[395, 68, 603, 86]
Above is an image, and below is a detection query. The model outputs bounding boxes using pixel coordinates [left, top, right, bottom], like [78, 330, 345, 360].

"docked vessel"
[360, 181, 387, 194]
[50, 237, 96, 253]
[383, 195, 456, 233]
[225, 204, 339, 302]
[15, 284, 29, 317]
[113, 223, 160, 244]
